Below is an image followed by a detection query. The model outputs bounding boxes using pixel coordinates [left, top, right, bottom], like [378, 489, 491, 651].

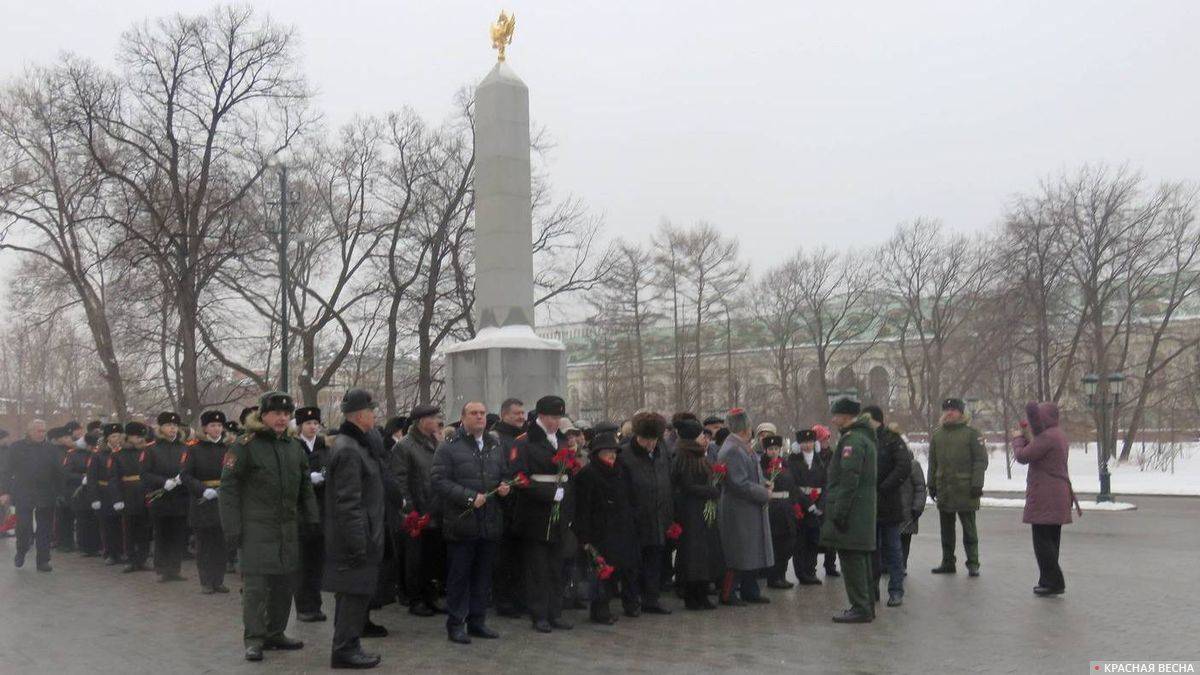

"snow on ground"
[975, 497, 1136, 511]
[907, 441, 1200, 497]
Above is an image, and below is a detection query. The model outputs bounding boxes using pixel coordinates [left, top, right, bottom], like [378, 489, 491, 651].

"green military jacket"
[219, 413, 319, 575]
[927, 417, 988, 512]
[819, 414, 878, 552]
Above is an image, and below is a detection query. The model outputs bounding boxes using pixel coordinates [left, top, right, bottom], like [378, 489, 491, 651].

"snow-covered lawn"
[908, 441, 1199, 497]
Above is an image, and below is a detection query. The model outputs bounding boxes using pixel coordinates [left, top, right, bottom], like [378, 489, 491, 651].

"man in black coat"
[864, 406, 913, 607]
[621, 411, 673, 615]
[511, 395, 575, 633]
[490, 397, 526, 618]
[393, 403, 446, 617]
[0, 420, 59, 571]
[143, 411, 191, 582]
[323, 389, 386, 670]
[294, 406, 329, 623]
[431, 401, 509, 644]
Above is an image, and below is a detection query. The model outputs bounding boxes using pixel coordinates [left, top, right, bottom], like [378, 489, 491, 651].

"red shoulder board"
[139, 450, 147, 463]
[86, 456, 93, 468]
[515, 432, 528, 441]
[179, 450, 189, 465]
[106, 456, 114, 470]
[509, 445, 519, 463]
[222, 451, 237, 469]
[62, 455, 69, 467]
[186, 438, 199, 446]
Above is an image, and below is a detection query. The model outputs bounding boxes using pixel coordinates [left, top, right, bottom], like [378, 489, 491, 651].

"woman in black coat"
[670, 420, 723, 610]
[762, 435, 798, 589]
[573, 432, 640, 624]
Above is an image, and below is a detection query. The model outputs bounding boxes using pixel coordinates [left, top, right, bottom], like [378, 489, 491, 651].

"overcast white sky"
[3, 0, 1199, 264]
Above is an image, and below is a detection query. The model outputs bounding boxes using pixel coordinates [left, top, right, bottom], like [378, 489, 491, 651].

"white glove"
[202, 488, 218, 501]
[164, 477, 179, 491]
[82, 475, 88, 486]
[808, 504, 819, 514]
[553, 487, 564, 503]
[113, 501, 125, 511]
[310, 471, 325, 486]
[91, 500, 101, 511]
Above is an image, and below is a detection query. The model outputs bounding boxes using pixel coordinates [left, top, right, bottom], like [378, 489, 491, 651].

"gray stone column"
[444, 60, 566, 414]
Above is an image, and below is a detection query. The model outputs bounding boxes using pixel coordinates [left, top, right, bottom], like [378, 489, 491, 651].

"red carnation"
[712, 463, 728, 476]
[598, 564, 616, 580]
[666, 522, 683, 540]
[552, 449, 572, 465]
[809, 489, 820, 503]
[513, 472, 531, 488]
[793, 503, 805, 522]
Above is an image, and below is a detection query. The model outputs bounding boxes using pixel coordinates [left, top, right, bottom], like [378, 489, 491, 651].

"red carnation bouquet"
[0, 513, 15, 533]
[666, 522, 683, 541]
[704, 463, 728, 525]
[793, 502, 805, 522]
[585, 545, 615, 581]
[765, 457, 785, 482]
[403, 510, 432, 538]
[546, 448, 576, 538]
[458, 472, 533, 519]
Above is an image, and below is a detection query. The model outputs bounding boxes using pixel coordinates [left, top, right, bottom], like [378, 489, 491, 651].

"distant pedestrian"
[1013, 401, 1076, 597]
[928, 398, 988, 577]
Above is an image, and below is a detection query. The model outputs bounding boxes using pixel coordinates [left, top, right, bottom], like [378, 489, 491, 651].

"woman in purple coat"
[1012, 402, 1074, 596]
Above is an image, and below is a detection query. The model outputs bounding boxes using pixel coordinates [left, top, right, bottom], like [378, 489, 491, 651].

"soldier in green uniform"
[927, 398, 988, 577]
[220, 391, 319, 662]
[819, 398, 877, 624]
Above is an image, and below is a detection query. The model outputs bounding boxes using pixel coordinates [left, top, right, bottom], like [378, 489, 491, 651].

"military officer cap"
[101, 422, 123, 438]
[157, 411, 181, 426]
[941, 398, 965, 413]
[47, 426, 71, 441]
[535, 395, 566, 417]
[831, 397, 861, 416]
[295, 406, 322, 425]
[763, 434, 784, 449]
[258, 391, 295, 415]
[341, 389, 376, 415]
[702, 415, 724, 426]
[409, 404, 440, 421]
[200, 410, 227, 426]
[796, 428, 817, 443]
[124, 421, 149, 438]
[224, 420, 242, 434]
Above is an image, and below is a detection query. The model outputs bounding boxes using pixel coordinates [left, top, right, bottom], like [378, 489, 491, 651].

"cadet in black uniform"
[61, 426, 100, 556]
[181, 410, 231, 594]
[110, 422, 152, 573]
[144, 411, 191, 581]
[89, 423, 124, 565]
[49, 426, 79, 552]
[294, 406, 330, 622]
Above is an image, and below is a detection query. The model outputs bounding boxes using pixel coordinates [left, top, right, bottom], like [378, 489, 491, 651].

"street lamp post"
[1082, 372, 1125, 503]
[275, 162, 290, 394]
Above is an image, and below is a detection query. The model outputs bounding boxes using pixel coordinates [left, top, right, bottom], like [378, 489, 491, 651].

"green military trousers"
[242, 573, 295, 647]
[938, 510, 980, 569]
[837, 550, 874, 616]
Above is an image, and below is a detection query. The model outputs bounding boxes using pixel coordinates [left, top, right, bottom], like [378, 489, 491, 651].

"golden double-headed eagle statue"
[490, 10, 516, 62]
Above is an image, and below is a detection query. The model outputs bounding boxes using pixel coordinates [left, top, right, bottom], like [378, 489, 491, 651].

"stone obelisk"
[444, 12, 567, 413]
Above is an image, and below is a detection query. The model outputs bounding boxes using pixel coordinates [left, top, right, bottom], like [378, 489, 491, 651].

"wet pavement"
[0, 495, 1196, 673]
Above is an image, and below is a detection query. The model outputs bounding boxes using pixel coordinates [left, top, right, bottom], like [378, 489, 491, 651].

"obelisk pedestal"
[444, 60, 566, 414]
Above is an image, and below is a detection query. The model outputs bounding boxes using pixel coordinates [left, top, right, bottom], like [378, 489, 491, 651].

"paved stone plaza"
[0, 495, 1195, 673]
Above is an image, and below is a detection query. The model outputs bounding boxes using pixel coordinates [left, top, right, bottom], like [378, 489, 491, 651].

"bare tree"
[0, 65, 134, 419]
[68, 6, 314, 421]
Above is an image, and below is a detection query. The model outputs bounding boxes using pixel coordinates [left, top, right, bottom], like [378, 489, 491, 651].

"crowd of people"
[0, 391, 1077, 669]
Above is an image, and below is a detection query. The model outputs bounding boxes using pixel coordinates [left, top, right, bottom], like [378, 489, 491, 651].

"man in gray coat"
[717, 408, 773, 606]
[323, 389, 386, 670]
